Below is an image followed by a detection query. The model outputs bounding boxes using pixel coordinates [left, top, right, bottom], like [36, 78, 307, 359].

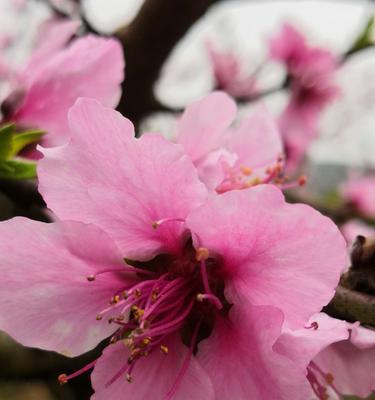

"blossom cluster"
[0, 8, 374, 400]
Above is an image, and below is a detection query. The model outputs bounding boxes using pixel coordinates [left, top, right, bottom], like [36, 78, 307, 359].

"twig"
[114, 0, 219, 128]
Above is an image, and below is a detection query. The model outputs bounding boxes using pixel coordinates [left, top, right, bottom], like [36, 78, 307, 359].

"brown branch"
[324, 285, 375, 326]
[115, 0, 219, 128]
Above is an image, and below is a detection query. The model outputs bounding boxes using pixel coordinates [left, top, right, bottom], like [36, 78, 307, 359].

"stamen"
[152, 218, 185, 229]
[196, 293, 223, 309]
[163, 319, 202, 400]
[87, 265, 155, 281]
[58, 359, 97, 385]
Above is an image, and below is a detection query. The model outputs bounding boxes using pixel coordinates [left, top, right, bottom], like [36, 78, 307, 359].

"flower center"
[59, 238, 227, 392]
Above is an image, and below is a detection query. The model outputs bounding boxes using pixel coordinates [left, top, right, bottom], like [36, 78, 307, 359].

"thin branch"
[324, 285, 375, 326]
[114, 0, 219, 128]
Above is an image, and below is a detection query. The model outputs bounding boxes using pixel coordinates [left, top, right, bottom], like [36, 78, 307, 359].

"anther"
[305, 321, 319, 330]
[325, 373, 334, 385]
[126, 373, 132, 383]
[87, 275, 95, 282]
[240, 166, 252, 176]
[58, 374, 68, 385]
[298, 175, 307, 186]
[96, 314, 103, 321]
[196, 247, 209, 261]
[160, 345, 169, 355]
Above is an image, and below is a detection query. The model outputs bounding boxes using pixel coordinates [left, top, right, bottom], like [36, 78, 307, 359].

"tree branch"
[114, 0, 219, 128]
[324, 285, 375, 326]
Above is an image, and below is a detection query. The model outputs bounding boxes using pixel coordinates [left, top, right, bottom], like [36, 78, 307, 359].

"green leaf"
[0, 159, 37, 180]
[347, 16, 375, 55]
[0, 124, 15, 161]
[11, 130, 45, 157]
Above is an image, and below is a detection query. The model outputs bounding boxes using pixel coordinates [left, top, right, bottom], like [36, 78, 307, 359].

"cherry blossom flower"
[206, 41, 257, 98]
[313, 321, 375, 398]
[270, 23, 340, 171]
[172, 91, 300, 193]
[0, 19, 124, 149]
[341, 175, 375, 218]
[0, 98, 347, 399]
[276, 313, 375, 399]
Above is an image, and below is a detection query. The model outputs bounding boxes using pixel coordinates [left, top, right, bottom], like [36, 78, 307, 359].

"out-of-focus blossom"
[340, 219, 375, 244]
[1, 18, 124, 149]
[0, 98, 347, 399]
[270, 23, 340, 171]
[206, 41, 257, 98]
[173, 91, 291, 193]
[341, 175, 375, 218]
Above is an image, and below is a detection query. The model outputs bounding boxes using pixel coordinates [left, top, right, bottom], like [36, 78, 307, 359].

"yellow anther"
[196, 293, 204, 302]
[113, 295, 120, 304]
[240, 166, 252, 176]
[151, 291, 159, 302]
[122, 291, 128, 299]
[142, 338, 151, 346]
[96, 314, 103, 321]
[160, 345, 169, 355]
[325, 373, 334, 385]
[134, 288, 142, 298]
[196, 247, 209, 261]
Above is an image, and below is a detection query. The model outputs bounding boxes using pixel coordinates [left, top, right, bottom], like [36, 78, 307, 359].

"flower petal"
[15, 35, 124, 146]
[274, 313, 349, 367]
[92, 335, 214, 400]
[313, 324, 375, 397]
[0, 218, 130, 356]
[23, 19, 81, 77]
[186, 185, 347, 328]
[197, 304, 311, 400]
[176, 91, 236, 162]
[224, 107, 283, 174]
[38, 98, 207, 261]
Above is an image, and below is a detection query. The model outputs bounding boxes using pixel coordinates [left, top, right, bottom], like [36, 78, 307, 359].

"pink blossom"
[340, 219, 375, 244]
[174, 91, 292, 192]
[0, 98, 347, 398]
[270, 23, 339, 170]
[206, 41, 257, 98]
[341, 175, 375, 218]
[313, 320, 375, 398]
[1, 19, 124, 148]
[276, 313, 375, 399]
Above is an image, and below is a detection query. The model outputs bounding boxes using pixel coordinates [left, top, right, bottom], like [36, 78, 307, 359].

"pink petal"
[38, 98, 207, 261]
[313, 324, 375, 397]
[0, 218, 131, 356]
[15, 35, 124, 147]
[224, 107, 283, 174]
[197, 305, 311, 400]
[186, 185, 347, 328]
[23, 19, 81, 78]
[176, 91, 237, 163]
[92, 335, 214, 400]
[341, 176, 375, 217]
[274, 313, 349, 367]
